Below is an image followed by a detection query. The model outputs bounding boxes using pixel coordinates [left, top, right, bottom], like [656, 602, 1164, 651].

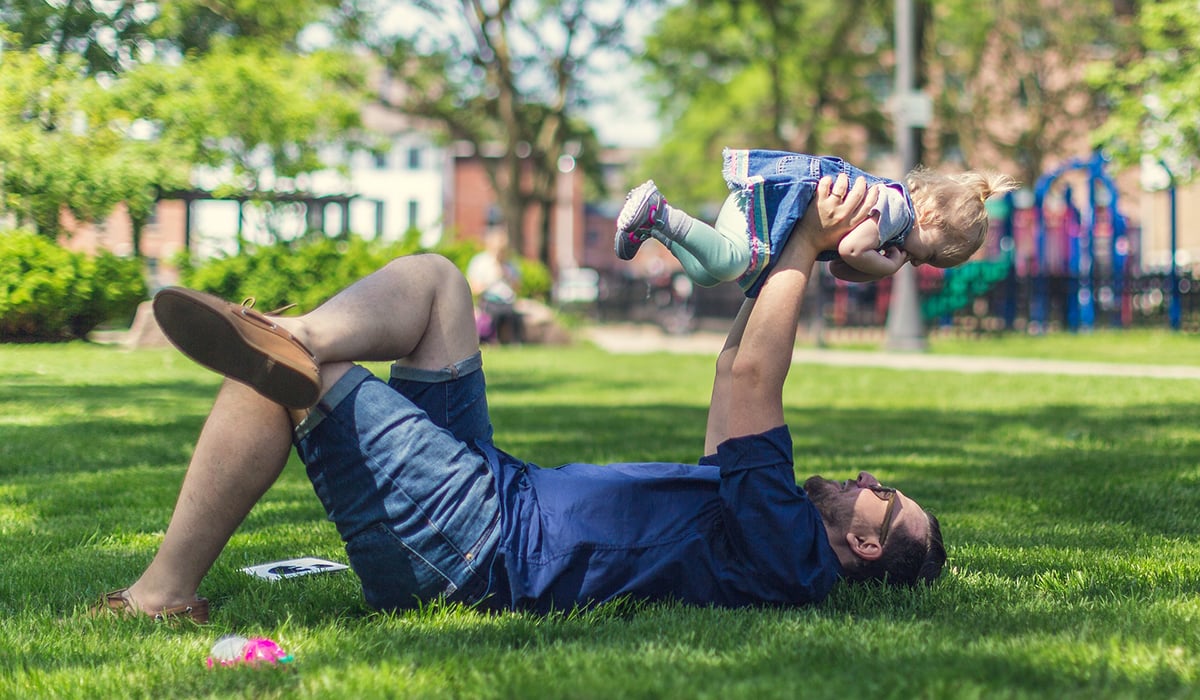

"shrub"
[178, 234, 551, 312]
[0, 230, 78, 339]
[516, 257, 553, 300]
[179, 234, 418, 312]
[71, 251, 149, 337]
[0, 230, 146, 341]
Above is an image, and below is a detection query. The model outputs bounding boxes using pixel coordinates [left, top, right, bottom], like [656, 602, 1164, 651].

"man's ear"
[845, 532, 883, 561]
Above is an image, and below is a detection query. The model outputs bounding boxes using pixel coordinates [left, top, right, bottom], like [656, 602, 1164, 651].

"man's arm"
[704, 297, 754, 454]
[708, 174, 878, 443]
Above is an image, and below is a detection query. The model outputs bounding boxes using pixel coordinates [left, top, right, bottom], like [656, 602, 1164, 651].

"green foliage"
[0, 47, 92, 236]
[2, 0, 362, 74]
[515, 257, 553, 301]
[638, 0, 1129, 200]
[180, 236, 416, 313]
[0, 0, 153, 76]
[71, 250, 150, 336]
[0, 230, 145, 341]
[0, 43, 192, 238]
[148, 0, 351, 54]
[637, 0, 891, 210]
[0, 229, 79, 338]
[0, 27, 366, 242]
[1090, 0, 1200, 181]
[179, 234, 551, 311]
[108, 46, 367, 195]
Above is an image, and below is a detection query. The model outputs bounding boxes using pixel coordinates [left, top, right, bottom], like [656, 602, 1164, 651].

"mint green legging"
[655, 194, 751, 288]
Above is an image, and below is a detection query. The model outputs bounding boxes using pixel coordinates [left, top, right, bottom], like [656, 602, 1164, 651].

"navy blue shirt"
[481, 425, 842, 612]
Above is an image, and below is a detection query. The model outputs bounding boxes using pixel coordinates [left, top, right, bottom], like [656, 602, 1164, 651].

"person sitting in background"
[467, 227, 524, 344]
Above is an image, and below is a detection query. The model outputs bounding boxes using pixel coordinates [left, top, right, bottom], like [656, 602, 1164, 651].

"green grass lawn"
[805, 327, 1200, 366]
[927, 328, 1200, 366]
[2, 337, 1200, 699]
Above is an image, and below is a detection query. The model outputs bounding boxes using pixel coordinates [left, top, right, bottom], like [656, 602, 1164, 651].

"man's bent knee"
[402, 255, 480, 369]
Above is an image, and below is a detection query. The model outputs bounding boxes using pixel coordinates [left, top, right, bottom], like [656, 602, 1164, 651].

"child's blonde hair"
[906, 168, 1019, 267]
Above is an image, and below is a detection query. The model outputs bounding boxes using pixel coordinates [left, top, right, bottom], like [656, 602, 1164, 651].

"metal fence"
[584, 268, 1200, 335]
[948, 271, 1200, 334]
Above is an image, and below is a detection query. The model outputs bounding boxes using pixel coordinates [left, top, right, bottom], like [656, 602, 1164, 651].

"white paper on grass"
[241, 557, 349, 581]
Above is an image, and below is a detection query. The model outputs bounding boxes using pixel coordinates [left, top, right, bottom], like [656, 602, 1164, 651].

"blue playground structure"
[703, 151, 1187, 333]
[1029, 152, 1131, 332]
[918, 150, 1188, 333]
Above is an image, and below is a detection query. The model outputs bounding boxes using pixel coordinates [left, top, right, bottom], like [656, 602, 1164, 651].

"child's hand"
[882, 247, 909, 272]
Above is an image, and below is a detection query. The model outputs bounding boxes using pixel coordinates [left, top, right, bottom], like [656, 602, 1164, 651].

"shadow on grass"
[144, 598, 1196, 698]
[13, 597, 1191, 699]
[0, 381, 215, 476]
[7, 372, 1200, 550]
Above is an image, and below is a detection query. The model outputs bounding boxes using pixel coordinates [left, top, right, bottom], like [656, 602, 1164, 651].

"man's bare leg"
[119, 254, 479, 614]
[123, 379, 295, 613]
[282, 254, 480, 372]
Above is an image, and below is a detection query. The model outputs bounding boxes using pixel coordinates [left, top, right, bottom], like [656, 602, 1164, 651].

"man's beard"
[803, 476, 854, 528]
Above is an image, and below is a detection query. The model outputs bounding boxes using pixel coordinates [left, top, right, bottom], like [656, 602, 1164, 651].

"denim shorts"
[293, 354, 501, 611]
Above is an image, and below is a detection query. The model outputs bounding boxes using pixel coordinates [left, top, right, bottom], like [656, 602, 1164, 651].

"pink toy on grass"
[206, 635, 294, 668]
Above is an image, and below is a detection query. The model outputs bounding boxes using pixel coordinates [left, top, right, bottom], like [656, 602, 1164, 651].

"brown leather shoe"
[92, 588, 210, 624]
[153, 287, 321, 409]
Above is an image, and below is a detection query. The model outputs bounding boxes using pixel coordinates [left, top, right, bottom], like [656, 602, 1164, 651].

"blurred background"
[1, 0, 1197, 342]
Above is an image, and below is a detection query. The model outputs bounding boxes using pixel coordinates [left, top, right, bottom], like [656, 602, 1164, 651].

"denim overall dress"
[722, 148, 915, 297]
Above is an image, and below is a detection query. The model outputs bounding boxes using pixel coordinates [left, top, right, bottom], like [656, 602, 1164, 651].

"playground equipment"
[918, 194, 1018, 326]
[1030, 152, 1132, 332]
[826, 152, 1184, 333]
[918, 152, 1145, 332]
[920, 254, 1012, 323]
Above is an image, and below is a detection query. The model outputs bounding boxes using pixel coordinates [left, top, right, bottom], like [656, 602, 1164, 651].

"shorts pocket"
[346, 523, 459, 611]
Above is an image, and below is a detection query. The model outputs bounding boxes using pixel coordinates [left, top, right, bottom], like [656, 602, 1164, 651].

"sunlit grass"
[930, 327, 1200, 365]
[801, 326, 1200, 366]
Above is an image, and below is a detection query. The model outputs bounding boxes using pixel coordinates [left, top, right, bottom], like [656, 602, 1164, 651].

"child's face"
[903, 226, 946, 268]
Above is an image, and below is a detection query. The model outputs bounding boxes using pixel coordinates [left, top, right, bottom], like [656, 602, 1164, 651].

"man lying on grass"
[94, 173, 944, 624]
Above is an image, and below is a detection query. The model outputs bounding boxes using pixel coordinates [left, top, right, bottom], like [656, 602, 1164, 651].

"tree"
[635, 0, 892, 211]
[374, 0, 635, 264]
[925, 0, 1127, 187]
[148, 0, 370, 55]
[1090, 0, 1200, 181]
[0, 0, 373, 71]
[0, 0, 153, 75]
[0, 43, 140, 237]
[107, 47, 368, 246]
[1, 1, 374, 253]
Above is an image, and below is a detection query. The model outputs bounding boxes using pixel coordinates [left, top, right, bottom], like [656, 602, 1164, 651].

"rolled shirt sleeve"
[714, 425, 842, 604]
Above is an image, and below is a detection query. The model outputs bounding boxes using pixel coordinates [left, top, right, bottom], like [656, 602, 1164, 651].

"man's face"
[804, 471, 928, 547]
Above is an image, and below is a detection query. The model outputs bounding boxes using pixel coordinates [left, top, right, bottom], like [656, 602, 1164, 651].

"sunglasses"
[866, 485, 898, 547]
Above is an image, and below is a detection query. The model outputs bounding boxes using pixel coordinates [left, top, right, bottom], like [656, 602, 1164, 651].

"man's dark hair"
[842, 512, 946, 587]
